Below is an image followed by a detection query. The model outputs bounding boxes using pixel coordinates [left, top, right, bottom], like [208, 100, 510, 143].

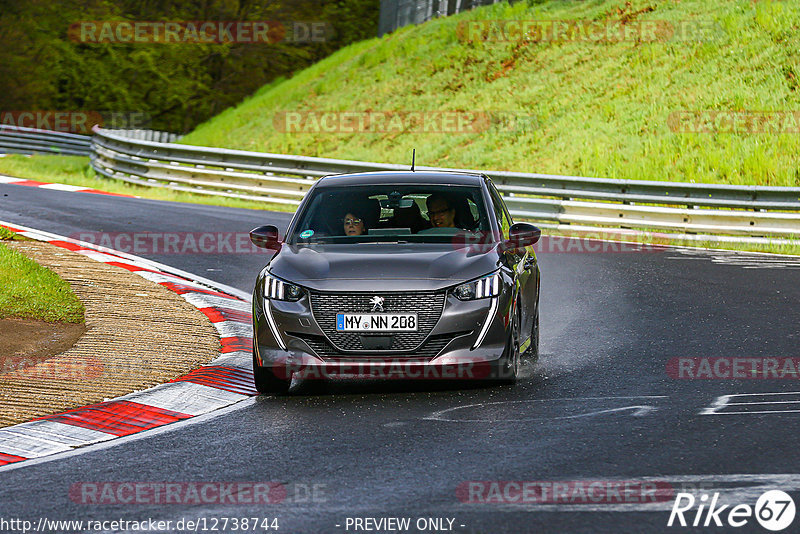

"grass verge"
[0, 226, 28, 241]
[0, 230, 85, 323]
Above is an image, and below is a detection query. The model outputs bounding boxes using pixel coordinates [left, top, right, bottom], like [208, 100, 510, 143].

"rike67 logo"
[668, 490, 796, 531]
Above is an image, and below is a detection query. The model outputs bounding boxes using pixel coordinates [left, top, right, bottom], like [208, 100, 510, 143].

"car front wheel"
[529, 303, 539, 363]
[252, 351, 291, 395]
[492, 308, 520, 384]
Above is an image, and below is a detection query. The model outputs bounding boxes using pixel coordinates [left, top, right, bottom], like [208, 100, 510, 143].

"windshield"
[287, 184, 492, 245]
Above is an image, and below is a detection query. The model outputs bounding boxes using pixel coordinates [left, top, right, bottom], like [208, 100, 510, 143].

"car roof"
[314, 170, 486, 188]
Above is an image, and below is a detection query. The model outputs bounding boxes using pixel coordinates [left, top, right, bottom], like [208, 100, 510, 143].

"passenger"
[342, 211, 367, 236]
[425, 193, 457, 228]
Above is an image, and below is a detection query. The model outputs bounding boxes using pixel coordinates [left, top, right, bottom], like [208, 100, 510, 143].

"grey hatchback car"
[249, 170, 541, 393]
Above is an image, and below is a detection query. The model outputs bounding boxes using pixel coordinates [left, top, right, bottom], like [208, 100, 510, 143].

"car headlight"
[453, 272, 501, 300]
[263, 273, 303, 301]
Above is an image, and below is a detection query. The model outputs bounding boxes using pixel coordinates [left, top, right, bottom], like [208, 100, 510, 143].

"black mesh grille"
[292, 333, 456, 362]
[308, 290, 446, 352]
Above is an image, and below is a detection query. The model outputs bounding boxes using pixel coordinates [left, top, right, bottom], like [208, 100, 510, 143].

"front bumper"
[252, 286, 513, 379]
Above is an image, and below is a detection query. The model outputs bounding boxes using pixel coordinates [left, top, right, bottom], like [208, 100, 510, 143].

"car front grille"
[291, 333, 458, 362]
[308, 291, 446, 352]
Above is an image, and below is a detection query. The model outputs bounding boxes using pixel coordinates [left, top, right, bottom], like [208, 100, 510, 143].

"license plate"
[336, 313, 418, 332]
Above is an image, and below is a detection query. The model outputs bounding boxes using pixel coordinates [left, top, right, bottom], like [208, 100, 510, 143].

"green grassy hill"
[181, 0, 800, 186]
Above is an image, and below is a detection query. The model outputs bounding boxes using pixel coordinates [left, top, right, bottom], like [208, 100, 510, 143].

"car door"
[487, 180, 536, 347]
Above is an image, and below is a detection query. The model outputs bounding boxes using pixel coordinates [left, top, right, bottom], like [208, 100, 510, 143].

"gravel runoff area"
[0, 240, 220, 426]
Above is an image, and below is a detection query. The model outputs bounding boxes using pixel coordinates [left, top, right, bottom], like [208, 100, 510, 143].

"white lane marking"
[713, 409, 800, 414]
[715, 391, 800, 398]
[701, 392, 800, 415]
[0, 176, 24, 183]
[209, 350, 252, 368]
[559, 406, 657, 419]
[727, 400, 800, 406]
[136, 269, 207, 286]
[181, 292, 251, 313]
[0, 430, 72, 458]
[699, 395, 732, 415]
[75, 250, 137, 264]
[0, 421, 112, 447]
[0, 398, 258, 473]
[38, 183, 90, 192]
[0, 428, 99, 451]
[16, 230, 54, 241]
[118, 381, 250, 416]
[214, 320, 253, 339]
[667, 249, 800, 270]
[424, 396, 668, 423]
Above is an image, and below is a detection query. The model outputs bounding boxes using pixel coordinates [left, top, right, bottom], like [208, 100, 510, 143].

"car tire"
[529, 303, 540, 363]
[492, 307, 520, 384]
[252, 351, 291, 395]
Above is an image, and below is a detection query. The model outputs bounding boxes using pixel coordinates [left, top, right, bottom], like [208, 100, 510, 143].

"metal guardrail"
[0, 125, 92, 156]
[379, 0, 504, 36]
[89, 127, 800, 239]
[113, 129, 182, 143]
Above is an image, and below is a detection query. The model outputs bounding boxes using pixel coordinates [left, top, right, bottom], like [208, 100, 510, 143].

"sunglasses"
[343, 218, 363, 226]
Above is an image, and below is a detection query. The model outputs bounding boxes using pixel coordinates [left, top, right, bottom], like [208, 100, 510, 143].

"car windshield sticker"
[299, 229, 314, 238]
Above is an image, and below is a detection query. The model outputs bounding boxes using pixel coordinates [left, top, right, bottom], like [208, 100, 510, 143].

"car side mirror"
[250, 225, 281, 250]
[505, 222, 541, 252]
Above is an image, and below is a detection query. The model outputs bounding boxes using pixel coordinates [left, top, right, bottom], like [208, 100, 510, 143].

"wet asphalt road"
[1, 183, 799, 534]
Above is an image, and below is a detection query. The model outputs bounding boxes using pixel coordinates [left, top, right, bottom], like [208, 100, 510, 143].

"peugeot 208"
[249, 171, 541, 393]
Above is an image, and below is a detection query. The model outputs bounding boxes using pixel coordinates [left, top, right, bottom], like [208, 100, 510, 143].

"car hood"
[267, 243, 502, 292]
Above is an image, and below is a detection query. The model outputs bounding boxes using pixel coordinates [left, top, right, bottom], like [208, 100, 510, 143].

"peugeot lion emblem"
[370, 296, 385, 312]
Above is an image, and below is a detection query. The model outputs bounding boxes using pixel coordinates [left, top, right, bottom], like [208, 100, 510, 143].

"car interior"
[296, 187, 486, 240]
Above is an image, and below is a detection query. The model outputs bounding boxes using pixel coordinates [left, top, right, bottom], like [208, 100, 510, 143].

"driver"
[425, 193, 456, 228]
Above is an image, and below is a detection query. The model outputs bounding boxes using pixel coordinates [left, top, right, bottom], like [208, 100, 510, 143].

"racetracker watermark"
[68, 231, 667, 256]
[68, 21, 332, 44]
[0, 111, 150, 134]
[0, 356, 104, 380]
[264, 360, 495, 381]
[667, 357, 800, 379]
[452, 231, 666, 255]
[533, 234, 664, 254]
[272, 111, 543, 134]
[0, 357, 209, 382]
[668, 111, 800, 134]
[69, 482, 289, 505]
[273, 111, 501, 134]
[1, 517, 279, 533]
[456, 480, 675, 504]
[71, 232, 268, 255]
[457, 20, 726, 43]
